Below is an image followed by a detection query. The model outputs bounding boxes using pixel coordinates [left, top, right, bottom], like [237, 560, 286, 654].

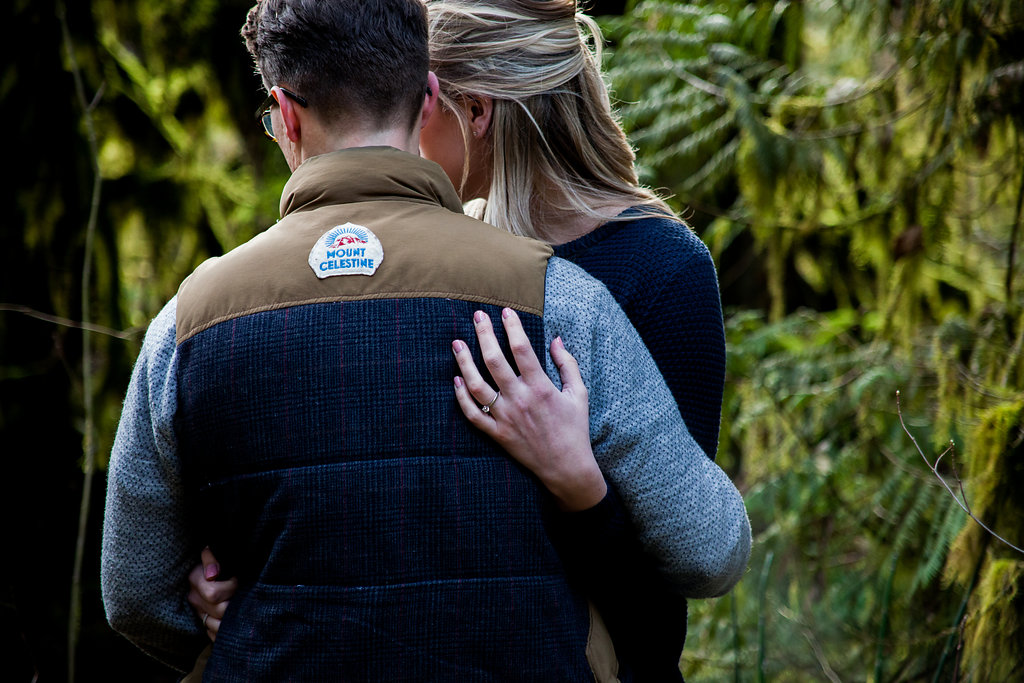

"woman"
[191, 0, 733, 678]
[422, 0, 725, 458]
[425, 3, 729, 677]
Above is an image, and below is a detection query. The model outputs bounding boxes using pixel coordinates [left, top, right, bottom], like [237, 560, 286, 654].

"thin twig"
[878, 443, 938, 483]
[59, 3, 104, 681]
[0, 304, 141, 340]
[895, 390, 1024, 555]
[953, 611, 968, 681]
[801, 626, 842, 683]
[774, 606, 842, 683]
[780, 95, 932, 141]
[948, 442, 973, 518]
[662, 58, 729, 102]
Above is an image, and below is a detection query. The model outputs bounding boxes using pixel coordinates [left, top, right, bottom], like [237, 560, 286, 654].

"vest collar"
[279, 146, 465, 219]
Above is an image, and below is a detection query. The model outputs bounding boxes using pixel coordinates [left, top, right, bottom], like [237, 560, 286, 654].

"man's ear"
[420, 71, 441, 129]
[466, 93, 494, 139]
[274, 86, 302, 143]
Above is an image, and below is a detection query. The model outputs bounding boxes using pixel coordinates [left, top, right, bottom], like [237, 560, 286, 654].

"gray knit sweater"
[101, 256, 751, 672]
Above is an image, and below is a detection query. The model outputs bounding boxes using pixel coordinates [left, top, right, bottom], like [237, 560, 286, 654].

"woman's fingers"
[452, 338, 498, 410]
[193, 546, 237, 614]
[187, 563, 208, 610]
[200, 546, 221, 580]
[452, 308, 561, 425]
[204, 614, 221, 641]
[473, 310, 519, 388]
[201, 577, 238, 613]
[188, 570, 235, 616]
[448, 311, 605, 511]
[187, 546, 238, 643]
[499, 308, 546, 383]
[453, 374, 496, 432]
[452, 309, 519, 413]
[549, 336, 586, 402]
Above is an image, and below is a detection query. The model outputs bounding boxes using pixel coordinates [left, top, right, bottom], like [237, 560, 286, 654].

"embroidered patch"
[308, 223, 384, 278]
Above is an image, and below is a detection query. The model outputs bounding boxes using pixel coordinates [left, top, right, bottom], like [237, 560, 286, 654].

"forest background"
[2, 0, 1022, 680]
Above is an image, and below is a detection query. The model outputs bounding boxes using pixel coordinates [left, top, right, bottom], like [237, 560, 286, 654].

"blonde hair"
[426, 0, 674, 240]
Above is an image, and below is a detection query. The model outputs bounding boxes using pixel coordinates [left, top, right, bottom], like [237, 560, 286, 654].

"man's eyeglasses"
[255, 87, 308, 141]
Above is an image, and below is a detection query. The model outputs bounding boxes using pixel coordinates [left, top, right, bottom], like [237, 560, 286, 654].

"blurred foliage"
[604, 0, 1024, 679]
[3, 0, 1023, 680]
[3, 0, 286, 679]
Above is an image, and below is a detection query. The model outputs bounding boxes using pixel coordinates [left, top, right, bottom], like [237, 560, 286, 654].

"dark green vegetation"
[605, 1, 1024, 679]
[2, 0, 1021, 680]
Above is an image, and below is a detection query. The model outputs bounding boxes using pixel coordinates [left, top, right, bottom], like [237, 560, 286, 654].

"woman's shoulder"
[553, 207, 718, 307]
[567, 207, 712, 267]
[621, 209, 708, 250]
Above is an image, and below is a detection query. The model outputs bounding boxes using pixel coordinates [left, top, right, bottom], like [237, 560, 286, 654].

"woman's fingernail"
[452, 340, 463, 353]
[205, 564, 219, 580]
[554, 336, 564, 349]
[474, 311, 485, 323]
[454, 376, 464, 388]
[502, 307, 512, 319]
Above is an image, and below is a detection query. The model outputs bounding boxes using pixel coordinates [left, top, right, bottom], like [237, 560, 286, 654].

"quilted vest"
[174, 149, 601, 680]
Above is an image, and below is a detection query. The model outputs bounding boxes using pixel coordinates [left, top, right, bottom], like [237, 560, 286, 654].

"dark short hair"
[242, 0, 429, 131]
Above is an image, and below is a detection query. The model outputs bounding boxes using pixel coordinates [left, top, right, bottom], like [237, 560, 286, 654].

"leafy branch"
[896, 390, 1024, 555]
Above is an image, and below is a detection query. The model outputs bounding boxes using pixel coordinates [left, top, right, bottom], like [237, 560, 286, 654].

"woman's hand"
[187, 547, 238, 641]
[452, 307, 607, 511]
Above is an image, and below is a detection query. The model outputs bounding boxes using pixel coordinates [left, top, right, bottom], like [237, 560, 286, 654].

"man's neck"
[300, 127, 420, 165]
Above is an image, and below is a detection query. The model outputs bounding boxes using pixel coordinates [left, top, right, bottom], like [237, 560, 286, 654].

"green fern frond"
[910, 492, 969, 595]
[681, 137, 741, 194]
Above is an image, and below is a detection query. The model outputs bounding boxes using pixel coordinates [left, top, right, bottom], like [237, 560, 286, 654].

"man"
[101, 0, 750, 679]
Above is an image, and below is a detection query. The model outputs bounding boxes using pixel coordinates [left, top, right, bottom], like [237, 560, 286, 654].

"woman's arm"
[450, 303, 697, 679]
[542, 256, 750, 597]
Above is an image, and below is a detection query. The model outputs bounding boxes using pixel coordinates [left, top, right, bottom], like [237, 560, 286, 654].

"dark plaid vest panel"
[176, 299, 592, 680]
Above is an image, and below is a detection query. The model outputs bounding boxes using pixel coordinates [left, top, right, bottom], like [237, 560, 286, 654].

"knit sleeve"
[100, 297, 207, 672]
[543, 258, 750, 597]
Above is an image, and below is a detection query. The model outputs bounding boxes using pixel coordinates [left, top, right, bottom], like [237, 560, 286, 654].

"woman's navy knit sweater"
[554, 209, 725, 460]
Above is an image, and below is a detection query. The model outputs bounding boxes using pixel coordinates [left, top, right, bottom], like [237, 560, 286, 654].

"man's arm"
[543, 257, 751, 598]
[101, 297, 206, 672]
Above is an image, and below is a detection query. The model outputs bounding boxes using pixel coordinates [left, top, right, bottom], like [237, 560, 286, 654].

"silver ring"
[481, 391, 499, 413]
[203, 613, 210, 626]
